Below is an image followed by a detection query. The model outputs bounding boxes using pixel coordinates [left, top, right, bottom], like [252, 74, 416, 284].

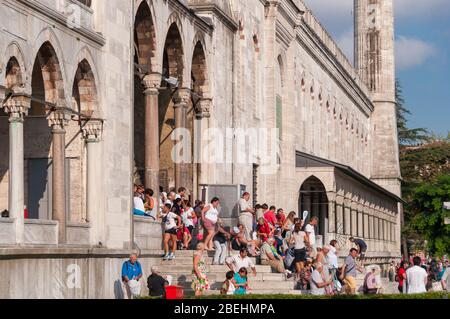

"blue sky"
[304, 0, 450, 136]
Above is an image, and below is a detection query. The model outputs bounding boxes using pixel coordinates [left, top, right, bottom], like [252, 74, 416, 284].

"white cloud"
[395, 36, 437, 70]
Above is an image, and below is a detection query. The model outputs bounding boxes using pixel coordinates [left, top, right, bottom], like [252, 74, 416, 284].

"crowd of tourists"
[389, 256, 450, 294]
[129, 187, 448, 298]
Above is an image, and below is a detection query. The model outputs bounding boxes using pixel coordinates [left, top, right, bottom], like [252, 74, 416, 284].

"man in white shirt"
[238, 192, 255, 241]
[406, 256, 428, 294]
[226, 248, 257, 276]
[310, 262, 333, 295]
[305, 216, 318, 255]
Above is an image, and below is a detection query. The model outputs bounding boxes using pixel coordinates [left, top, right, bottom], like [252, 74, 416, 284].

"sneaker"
[168, 253, 175, 260]
[163, 254, 170, 260]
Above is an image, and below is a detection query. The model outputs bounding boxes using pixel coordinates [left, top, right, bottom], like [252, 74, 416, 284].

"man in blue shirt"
[121, 253, 143, 299]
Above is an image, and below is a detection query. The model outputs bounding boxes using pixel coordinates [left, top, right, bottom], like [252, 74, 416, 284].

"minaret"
[354, 0, 401, 196]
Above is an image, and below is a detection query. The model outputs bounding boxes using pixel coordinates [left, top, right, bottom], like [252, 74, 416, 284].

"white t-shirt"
[292, 231, 306, 250]
[326, 251, 339, 268]
[239, 198, 252, 215]
[181, 208, 194, 228]
[205, 205, 219, 223]
[228, 255, 255, 272]
[406, 266, 428, 294]
[162, 212, 178, 230]
[310, 270, 325, 295]
[305, 224, 316, 246]
[133, 196, 145, 213]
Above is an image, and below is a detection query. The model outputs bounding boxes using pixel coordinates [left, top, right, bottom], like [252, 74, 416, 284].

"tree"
[396, 80, 430, 146]
[408, 174, 450, 257]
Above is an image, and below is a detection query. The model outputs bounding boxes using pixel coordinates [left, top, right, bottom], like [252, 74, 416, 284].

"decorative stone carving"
[47, 109, 71, 132]
[172, 88, 191, 108]
[195, 98, 212, 118]
[2, 93, 31, 123]
[142, 72, 162, 95]
[82, 119, 103, 142]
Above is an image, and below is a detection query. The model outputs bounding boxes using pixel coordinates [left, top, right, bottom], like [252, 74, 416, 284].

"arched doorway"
[0, 57, 24, 212]
[25, 41, 64, 220]
[159, 22, 186, 193]
[72, 59, 98, 223]
[133, 1, 158, 187]
[191, 40, 210, 200]
[299, 176, 328, 245]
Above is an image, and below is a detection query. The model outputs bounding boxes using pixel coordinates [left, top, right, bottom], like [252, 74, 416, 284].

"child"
[176, 222, 192, 250]
[220, 271, 236, 295]
[234, 267, 249, 295]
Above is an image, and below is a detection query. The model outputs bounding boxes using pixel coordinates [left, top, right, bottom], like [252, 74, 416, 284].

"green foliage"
[408, 174, 450, 256]
[138, 292, 449, 300]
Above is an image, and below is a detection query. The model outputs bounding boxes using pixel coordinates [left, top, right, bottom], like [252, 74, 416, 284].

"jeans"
[213, 241, 228, 264]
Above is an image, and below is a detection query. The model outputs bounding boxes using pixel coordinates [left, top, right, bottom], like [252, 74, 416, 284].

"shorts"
[294, 249, 307, 263]
[231, 239, 246, 251]
[165, 228, 177, 235]
[344, 275, 356, 293]
[203, 219, 216, 230]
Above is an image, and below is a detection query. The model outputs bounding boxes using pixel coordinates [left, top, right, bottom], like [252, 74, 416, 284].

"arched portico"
[299, 175, 329, 246]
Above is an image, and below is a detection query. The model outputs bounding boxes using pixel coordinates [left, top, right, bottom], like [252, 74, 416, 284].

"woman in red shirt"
[397, 261, 408, 293]
[257, 217, 273, 242]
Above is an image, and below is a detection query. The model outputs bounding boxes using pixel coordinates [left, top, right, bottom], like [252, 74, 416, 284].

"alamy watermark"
[171, 126, 281, 175]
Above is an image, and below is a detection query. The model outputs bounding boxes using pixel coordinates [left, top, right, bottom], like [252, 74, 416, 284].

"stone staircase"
[154, 250, 300, 296]
[152, 250, 399, 296]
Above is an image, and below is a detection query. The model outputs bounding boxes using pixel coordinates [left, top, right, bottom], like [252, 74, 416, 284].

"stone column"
[142, 73, 161, 195]
[327, 192, 336, 234]
[3, 94, 30, 244]
[82, 120, 103, 245]
[48, 110, 70, 244]
[172, 88, 191, 190]
[194, 98, 211, 198]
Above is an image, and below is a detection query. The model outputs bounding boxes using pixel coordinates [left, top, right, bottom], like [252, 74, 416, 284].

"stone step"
[158, 264, 273, 273]
[172, 280, 295, 291]
[162, 272, 287, 282]
[156, 256, 257, 265]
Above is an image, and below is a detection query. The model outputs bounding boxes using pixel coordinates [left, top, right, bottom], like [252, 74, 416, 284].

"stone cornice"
[297, 22, 374, 117]
[188, 2, 238, 32]
[15, 0, 106, 47]
[169, 0, 214, 35]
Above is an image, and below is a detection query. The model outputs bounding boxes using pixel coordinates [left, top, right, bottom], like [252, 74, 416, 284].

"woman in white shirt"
[290, 222, 310, 277]
[201, 197, 220, 251]
[159, 203, 181, 260]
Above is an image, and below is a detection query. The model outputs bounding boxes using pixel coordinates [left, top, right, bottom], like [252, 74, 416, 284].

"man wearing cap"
[147, 266, 168, 298]
[238, 192, 255, 241]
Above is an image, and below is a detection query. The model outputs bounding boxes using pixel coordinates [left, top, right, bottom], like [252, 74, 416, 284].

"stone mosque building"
[0, 0, 403, 297]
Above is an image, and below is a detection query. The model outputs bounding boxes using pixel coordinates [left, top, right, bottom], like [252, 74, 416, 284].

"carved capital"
[173, 88, 191, 108]
[195, 98, 212, 118]
[3, 93, 31, 123]
[82, 119, 103, 142]
[48, 109, 71, 132]
[142, 73, 162, 95]
[0, 85, 6, 105]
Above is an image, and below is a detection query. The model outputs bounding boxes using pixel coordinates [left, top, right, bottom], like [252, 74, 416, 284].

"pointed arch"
[72, 59, 97, 114]
[191, 39, 209, 100]
[163, 20, 185, 86]
[134, 0, 158, 74]
[3, 42, 27, 92]
[30, 41, 65, 115]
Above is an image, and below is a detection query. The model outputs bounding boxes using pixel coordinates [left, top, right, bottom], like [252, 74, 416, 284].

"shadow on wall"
[114, 279, 124, 299]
